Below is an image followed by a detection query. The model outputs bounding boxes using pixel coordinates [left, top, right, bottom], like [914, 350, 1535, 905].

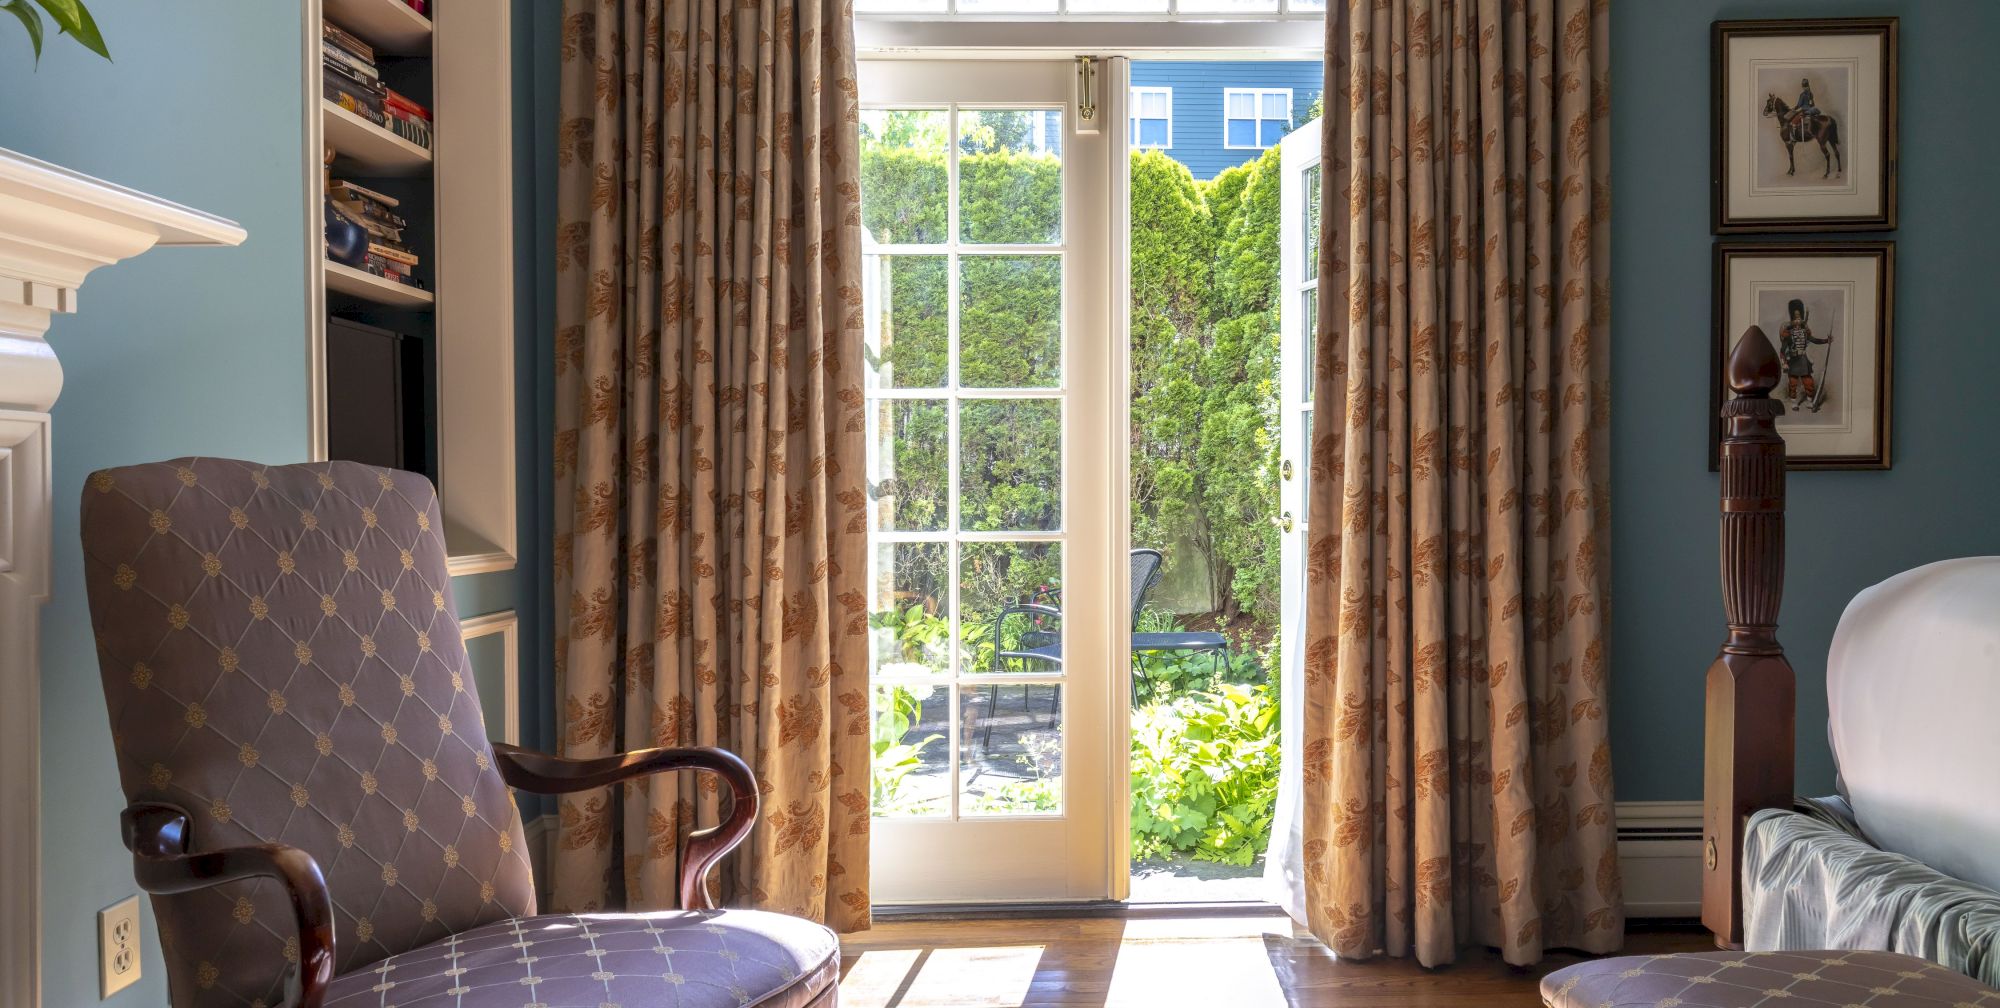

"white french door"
[859, 59, 1121, 903]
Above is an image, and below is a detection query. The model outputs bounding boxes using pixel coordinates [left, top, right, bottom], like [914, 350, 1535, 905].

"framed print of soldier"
[1712, 242, 1895, 471]
[1713, 18, 1898, 233]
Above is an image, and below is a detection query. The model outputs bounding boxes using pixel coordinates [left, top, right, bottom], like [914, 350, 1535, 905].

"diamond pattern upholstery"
[82, 459, 538, 1006]
[1542, 950, 2000, 1008]
[321, 910, 839, 1008]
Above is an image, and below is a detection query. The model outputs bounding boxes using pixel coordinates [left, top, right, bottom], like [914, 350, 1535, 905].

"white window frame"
[1129, 85, 1173, 149]
[1222, 86, 1292, 150]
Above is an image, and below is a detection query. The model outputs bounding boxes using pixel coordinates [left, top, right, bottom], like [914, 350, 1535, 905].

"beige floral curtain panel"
[1300, 0, 1621, 965]
[551, 0, 872, 931]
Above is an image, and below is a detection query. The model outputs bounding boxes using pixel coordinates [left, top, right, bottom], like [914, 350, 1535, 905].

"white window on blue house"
[1130, 87, 1173, 148]
[1223, 88, 1292, 149]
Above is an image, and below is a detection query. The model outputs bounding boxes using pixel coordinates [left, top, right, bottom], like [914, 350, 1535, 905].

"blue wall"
[1131, 60, 1322, 179]
[1610, 0, 2000, 800]
[0, 4, 310, 1004]
[0, 2, 555, 1004]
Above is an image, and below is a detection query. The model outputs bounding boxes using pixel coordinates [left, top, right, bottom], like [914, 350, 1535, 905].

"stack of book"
[383, 89, 432, 150]
[329, 180, 423, 288]
[322, 20, 384, 124]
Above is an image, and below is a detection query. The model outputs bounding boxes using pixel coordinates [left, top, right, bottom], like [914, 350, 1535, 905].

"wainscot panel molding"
[1617, 800, 1705, 919]
[0, 146, 245, 1008]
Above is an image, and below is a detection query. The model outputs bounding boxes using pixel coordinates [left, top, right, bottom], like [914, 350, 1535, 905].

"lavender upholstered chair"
[80, 459, 839, 1008]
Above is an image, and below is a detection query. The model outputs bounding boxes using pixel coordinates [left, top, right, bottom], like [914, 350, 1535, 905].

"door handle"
[1281, 459, 1294, 481]
[1277, 512, 1294, 533]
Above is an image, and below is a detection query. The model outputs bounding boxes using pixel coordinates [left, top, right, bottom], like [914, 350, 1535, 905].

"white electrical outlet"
[98, 895, 142, 998]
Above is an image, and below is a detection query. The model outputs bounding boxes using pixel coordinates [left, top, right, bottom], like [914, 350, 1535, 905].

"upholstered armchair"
[80, 459, 839, 1007]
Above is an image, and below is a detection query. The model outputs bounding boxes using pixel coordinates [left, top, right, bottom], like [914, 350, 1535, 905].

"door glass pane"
[864, 101, 1068, 822]
[860, 110, 948, 244]
[959, 110, 1063, 245]
[872, 399, 949, 532]
[960, 541, 1063, 675]
[957, 0, 1058, 10]
[960, 255, 1062, 387]
[960, 683, 1063, 815]
[1303, 163, 1321, 282]
[960, 399, 1062, 531]
[872, 682, 950, 818]
[864, 254, 949, 389]
[1302, 288, 1318, 403]
[871, 542, 952, 677]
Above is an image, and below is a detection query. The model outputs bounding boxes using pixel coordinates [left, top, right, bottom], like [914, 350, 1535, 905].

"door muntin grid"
[863, 104, 1070, 821]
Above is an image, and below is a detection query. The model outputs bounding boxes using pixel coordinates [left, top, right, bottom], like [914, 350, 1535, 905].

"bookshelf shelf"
[322, 100, 431, 175]
[325, 260, 434, 308]
[308, 2, 517, 574]
[323, 0, 431, 56]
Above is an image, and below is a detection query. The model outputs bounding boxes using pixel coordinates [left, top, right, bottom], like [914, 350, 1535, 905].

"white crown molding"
[0, 146, 244, 1008]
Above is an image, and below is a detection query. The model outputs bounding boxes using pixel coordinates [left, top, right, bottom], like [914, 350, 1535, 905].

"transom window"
[1224, 87, 1292, 149]
[1130, 87, 1172, 148]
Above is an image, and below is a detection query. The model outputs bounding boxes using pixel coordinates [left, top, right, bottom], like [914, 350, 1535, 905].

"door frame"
[859, 58, 1128, 903]
[858, 29, 1327, 906]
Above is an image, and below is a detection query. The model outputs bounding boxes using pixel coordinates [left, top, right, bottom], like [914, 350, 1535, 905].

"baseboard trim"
[521, 803, 1702, 919]
[1617, 801, 1703, 919]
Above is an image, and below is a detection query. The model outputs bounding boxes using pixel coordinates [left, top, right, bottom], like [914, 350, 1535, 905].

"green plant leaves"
[4, 0, 109, 63]
[1130, 681, 1281, 865]
[30, 0, 106, 58]
[3, 0, 44, 61]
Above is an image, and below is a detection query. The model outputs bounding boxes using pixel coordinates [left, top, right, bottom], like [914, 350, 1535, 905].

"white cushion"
[1828, 557, 2000, 893]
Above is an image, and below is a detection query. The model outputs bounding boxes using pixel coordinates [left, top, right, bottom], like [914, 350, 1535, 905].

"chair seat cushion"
[324, 909, 839, 1008]
[1131, 631, 1227, 651]
[1542, 950, 1997, 1008]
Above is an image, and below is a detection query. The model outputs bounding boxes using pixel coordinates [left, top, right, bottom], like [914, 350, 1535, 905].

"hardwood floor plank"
[838, 915, 1710, 1007]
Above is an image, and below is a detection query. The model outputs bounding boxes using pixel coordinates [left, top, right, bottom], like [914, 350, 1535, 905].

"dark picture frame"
[1711, 242, 1894, 471]
[1712, 18, 1898, 233]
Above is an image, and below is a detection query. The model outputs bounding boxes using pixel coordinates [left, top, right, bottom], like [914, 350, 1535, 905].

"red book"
[383, 89, 431, 123]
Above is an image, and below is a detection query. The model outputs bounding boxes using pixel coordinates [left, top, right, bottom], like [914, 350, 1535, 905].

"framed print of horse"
[1713, 18, 1898, 233]
[1711, 242, 1895, 471]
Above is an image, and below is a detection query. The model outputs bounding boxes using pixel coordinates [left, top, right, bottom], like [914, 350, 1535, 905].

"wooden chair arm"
[489, 743, 758, 910]
[120, 803, 334, 1008]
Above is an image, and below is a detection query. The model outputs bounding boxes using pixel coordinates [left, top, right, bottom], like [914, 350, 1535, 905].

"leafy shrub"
[872, 683, 944, 816]
[1130, 682, 1281, 865]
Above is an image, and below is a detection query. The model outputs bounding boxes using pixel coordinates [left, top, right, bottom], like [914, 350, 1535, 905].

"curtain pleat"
[1302, 0, 1620, 966]
[551, 0, 872, 933]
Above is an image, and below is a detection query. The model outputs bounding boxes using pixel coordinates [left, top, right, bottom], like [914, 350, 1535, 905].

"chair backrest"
[1130, 548, 1164, 623]
[80, 459, 535, 1007]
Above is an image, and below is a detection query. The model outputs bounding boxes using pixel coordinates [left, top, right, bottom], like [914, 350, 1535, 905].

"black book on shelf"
[325, 316, 435, 479]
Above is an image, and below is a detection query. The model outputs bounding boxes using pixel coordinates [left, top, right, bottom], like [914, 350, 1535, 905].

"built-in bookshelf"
[304, 0, 516, 575]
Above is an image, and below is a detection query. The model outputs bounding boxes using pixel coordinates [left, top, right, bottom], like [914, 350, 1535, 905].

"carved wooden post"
[1702, 326, 1797, 949]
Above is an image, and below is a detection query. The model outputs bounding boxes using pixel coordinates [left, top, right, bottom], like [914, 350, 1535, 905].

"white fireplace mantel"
[0, 146, 245, 1008]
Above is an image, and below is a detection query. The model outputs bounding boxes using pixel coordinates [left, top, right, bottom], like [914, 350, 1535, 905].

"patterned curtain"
[1300, 0, 1620, 965]
[550, 0, 872, 932]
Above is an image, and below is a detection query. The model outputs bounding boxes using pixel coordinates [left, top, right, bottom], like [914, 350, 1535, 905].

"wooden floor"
[838, 914, 1711, 1007]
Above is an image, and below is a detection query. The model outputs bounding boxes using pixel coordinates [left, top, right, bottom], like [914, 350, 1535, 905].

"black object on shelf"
[326, 316, 435, 480]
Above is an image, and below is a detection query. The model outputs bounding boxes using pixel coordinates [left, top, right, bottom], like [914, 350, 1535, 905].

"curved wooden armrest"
[120, 803, 334, 1008]
[490, 743, 759, 910]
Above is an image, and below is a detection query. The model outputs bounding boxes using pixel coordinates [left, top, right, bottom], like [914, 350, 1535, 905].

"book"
[383, 89, 431, 123]
[321, 39, 379, 82]
[385, 114, 432, 150]
[330, 180, 401, 208]
[368, 242, 420, 267]
[321, 20, 375, 63]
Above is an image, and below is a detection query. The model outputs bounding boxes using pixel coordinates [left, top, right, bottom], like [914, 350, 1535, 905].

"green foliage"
[1130, 682, 1282, 865]
[1130, 149, 1283, 633]
[3, 0, 107, 63]
[871, 683, 944, 816]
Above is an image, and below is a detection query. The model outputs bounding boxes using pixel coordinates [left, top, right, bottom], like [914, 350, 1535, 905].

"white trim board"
[460, 610, 520, 747]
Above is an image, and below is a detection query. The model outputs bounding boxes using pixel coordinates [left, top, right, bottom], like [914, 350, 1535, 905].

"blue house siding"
[1131, 60, 1323, 180]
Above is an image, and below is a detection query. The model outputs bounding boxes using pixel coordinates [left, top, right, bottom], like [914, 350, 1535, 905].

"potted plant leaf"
[3, 0, 108, 63]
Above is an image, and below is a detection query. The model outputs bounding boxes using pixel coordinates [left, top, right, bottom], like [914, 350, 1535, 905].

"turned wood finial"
[1726, 325, 1782, 397]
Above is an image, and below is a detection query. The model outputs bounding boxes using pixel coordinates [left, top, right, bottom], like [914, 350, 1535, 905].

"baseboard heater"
[1617, 801, 1704, 919]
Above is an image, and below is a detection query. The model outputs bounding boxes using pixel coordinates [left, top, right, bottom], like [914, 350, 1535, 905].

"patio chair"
[983, 548, 1235, 715]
